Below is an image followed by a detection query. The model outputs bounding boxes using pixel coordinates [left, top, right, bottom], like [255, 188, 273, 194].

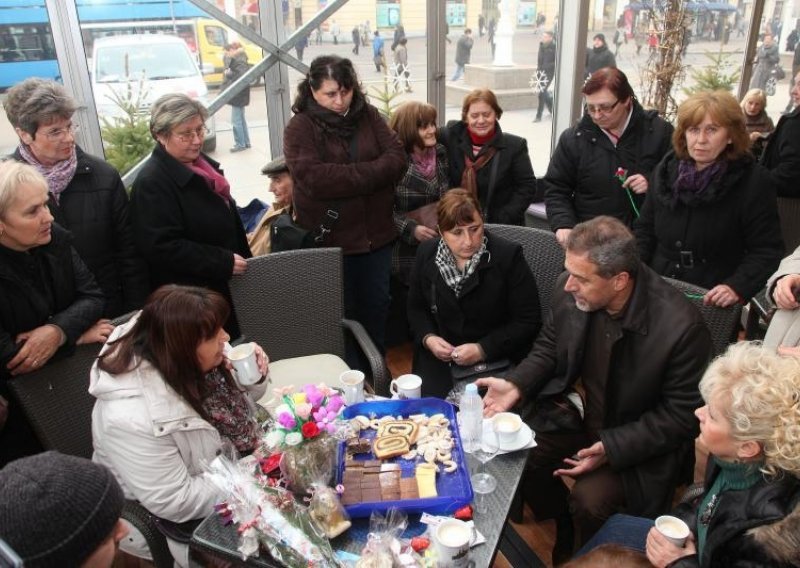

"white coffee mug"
[434, 519, 472, 568]
[655, 515, 690, 548]
[228, 342, 261, 386]
[492, 412, 523, 448]
[389, 374, 422, 399]
[339, 370, 365, 406]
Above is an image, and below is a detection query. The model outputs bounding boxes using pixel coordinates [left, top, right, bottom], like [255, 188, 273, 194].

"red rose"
[301, 421, 320, 439]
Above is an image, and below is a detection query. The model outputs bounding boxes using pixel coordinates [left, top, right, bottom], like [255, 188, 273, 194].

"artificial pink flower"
[295, 402, 313, 420]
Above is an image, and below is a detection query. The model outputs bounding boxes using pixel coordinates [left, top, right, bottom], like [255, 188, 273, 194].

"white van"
[91, 34, 216, 151]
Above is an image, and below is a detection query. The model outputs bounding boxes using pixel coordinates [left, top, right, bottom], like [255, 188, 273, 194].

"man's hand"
[232, 253, 248, 275]
[646, 526, 695, 568]
[555, 228, 572, 248]
[413, 225, 438, 242]
[424, 335, 456, 362]
[451, 343, 483, 366]
[622, 173, 648, 194]
[703, 284, 740, 308]
[475, 378, 521, 417]
[554, 441, 607, 478]
[773, 274, 800, 310]
[77, 319, 115, 345]
[8, 325, 63, 376]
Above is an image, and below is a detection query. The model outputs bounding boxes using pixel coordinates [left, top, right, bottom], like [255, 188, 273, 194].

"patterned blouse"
[391, 143, 451, 285]
[201, 368, 260, 454]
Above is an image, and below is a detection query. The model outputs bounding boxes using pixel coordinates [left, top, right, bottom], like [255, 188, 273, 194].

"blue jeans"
[451, 64, 465, 81]
[343, 243, 392, 355]
[574, 514, 653, 557]
[231, 105, 250, 149]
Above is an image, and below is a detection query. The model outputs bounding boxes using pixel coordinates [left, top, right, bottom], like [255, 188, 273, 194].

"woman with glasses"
[544, 68, 674, 246]
[4, 78, 148, 318]
[283, 55, 405, 353]
[131, 94, 251, 337]
[440, 88, 536, 226]
[634, 90, 783, 307]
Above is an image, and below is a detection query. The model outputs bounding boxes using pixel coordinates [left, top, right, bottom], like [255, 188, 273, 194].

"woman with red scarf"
[130, 94, 251, 337]
[440, 89, 536, 226]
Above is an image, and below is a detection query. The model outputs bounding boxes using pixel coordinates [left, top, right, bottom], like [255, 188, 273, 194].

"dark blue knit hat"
[0, 451, 124, 567]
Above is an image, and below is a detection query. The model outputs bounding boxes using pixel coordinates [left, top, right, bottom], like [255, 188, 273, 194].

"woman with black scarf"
[283, 55, 406, 353]
[634, 91, 783, 307]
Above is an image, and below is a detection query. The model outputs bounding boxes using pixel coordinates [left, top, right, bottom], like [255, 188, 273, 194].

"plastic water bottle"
[459, 383, 483, 453]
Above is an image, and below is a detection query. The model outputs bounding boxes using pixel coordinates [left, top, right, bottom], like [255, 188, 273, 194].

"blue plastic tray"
[338, 398, 474, 518]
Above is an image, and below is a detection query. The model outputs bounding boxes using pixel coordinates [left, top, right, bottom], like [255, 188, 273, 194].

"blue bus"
[0, 0, 207, 92]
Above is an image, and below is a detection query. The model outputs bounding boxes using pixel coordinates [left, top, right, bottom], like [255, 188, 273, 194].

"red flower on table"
[301, 421, 320, 439]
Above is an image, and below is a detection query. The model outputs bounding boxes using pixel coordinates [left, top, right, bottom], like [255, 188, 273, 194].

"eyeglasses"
[586, 100, 620, 115]
[172, 125, 210, 143]
[43, 123, 80, 141]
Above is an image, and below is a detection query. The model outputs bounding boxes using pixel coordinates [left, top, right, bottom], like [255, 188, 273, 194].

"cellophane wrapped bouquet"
[205, 455, 342, 566]
[262, 384, 346, 494]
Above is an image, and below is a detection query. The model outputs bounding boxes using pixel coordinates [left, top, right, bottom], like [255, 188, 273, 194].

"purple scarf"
[411, 146, 437, 179]
[17, 143, 78, 204]
[673, 159, 727, 198]
[187, 156, 232, 204]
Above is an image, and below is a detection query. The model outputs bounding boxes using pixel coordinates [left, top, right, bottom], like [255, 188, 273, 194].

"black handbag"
[270, 213, 317, 252]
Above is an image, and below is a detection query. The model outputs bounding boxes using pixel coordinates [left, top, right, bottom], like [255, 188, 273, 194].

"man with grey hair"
[477, 216, 712, 562]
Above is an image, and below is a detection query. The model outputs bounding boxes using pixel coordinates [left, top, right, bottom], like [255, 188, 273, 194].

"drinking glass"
[470, 421, 499, 504]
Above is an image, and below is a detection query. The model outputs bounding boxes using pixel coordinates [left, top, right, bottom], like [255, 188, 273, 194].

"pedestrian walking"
[391, 23, 406, 51]
[478, 14, 486, 38]
[331, 19, 340, 45]
[372, 30, 385, 73]
[352, 25, 360, 55]
[393, 37, 411, 92]
[222, 42, 251, 152]
[487, 18, 496, 58]
[535, 31, 555, 122]
[295, 33, 308, 62]
[452, 28, 474, 81]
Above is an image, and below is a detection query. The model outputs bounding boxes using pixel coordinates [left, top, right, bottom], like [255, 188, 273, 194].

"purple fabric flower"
[277, 412, 296, 430]
[304, 384, 324, 408]
[326, 395, 344, 414]
[312, 408, 327, 423]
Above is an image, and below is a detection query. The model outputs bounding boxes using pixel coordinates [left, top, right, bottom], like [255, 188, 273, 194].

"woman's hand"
[556, 228, 572, 248]
[424, 335, 456, 362]
[646, 527, 696, 568]
[232, 254, 248, 275]
[749, 131, 763, 142]
[474, 378, 521, 417]
[622, 173, 649, 194]
[7, 325, 63, 376]
[703, 284, 740, 307]
[773, 274, 800, 310]
[451, 343, 484, 366]
[253, 343, 270, 377]
[77, 319, 115, 345]
[413, 225, 438, 242]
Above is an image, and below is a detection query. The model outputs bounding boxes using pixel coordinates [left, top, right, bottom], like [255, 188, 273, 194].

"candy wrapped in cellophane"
[205, 455, 343, 566]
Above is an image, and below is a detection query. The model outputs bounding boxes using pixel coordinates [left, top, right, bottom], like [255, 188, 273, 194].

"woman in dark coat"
[579, 342, 800, 568]
[544, 68, 673, 245]
[5, 78, 148, 318]
[635, 90, 783, 307]
[441, 89, 536, 226]
[407, 189, 541, 398]
[130, 94, 251, 337]
[283, 55, 406, 353]
[0, 161, 106, 465]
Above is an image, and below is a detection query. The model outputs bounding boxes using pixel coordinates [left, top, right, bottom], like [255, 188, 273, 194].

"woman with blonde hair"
[635, 90, 783, 307]
[740, 88, 774, 159]
[579, 341, 800, 567]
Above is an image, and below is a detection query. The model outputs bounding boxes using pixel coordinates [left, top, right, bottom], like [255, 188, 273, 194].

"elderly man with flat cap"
[248, 156, 296, 255]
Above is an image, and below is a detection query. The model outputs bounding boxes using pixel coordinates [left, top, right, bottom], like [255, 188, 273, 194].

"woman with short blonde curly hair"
[579, 341, 800, 568]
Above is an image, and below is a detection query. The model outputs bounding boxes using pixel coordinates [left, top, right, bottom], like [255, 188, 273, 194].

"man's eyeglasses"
[43, 123, 80, 141]
[586, 100, 620, 115]
[173, 126, 210, 143]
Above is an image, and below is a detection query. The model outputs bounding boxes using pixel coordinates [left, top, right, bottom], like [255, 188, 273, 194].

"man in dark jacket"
[477, 216, 712, 563]
[451, 28, 474, 81]
[544, 67, 673, 244]
[585, 33, 616, 76]
[535, 31, 556, 122]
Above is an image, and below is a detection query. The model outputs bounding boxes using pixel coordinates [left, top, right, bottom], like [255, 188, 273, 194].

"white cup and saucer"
[490, 412, 533, 452]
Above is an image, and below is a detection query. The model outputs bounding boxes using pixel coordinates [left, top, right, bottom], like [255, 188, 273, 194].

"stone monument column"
[493, 0, 517, 66]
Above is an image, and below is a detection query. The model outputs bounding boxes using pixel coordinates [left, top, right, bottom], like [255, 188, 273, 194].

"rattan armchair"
[229, 247, 390, 395]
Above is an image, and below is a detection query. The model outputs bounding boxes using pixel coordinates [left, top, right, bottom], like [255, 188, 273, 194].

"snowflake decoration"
[529, 69, 549, 94]
[390, 63, 412, 93]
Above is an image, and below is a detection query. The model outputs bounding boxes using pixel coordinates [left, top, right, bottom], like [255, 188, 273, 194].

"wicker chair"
[485, 224, 565, 318]
[6, 314, 173, 568]
[664, 278, 742, 356]
[229, 247, 390, 395]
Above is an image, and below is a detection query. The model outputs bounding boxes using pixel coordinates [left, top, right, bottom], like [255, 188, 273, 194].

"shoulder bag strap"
[483, 149, 502, 220]
[315, 135, 359, 244]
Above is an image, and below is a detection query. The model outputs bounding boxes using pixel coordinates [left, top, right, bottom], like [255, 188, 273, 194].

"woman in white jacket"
[90, 285, 269, 565]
